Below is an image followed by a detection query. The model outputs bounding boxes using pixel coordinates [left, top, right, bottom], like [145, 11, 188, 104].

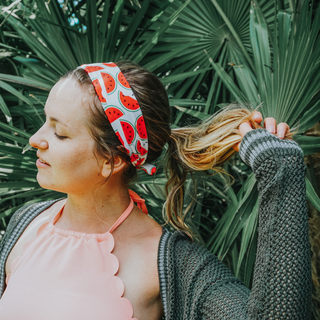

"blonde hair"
[165, 104, 295, 238]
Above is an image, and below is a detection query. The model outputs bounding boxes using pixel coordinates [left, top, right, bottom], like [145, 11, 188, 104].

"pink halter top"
[0, 191, 147, 320]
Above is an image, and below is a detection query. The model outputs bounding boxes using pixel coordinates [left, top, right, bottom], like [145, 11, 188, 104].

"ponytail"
[164, 104, 264, 239]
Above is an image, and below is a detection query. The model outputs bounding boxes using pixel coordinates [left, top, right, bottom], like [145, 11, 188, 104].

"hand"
[233, 112, 290, 152]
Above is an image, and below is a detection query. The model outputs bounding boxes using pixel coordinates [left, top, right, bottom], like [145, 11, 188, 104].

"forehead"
[45, 77, 91, 127]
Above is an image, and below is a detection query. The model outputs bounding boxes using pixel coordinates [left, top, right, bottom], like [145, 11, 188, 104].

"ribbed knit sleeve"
[239, 129, 312, 319]
[160, 129, 311, 319]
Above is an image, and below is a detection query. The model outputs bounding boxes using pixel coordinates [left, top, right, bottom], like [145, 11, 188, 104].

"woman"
[0, 61, 311, 319]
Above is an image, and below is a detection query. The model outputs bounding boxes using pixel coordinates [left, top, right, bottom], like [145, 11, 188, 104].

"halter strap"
[108, 190, 148, 234]
[128, 189, 148, 215]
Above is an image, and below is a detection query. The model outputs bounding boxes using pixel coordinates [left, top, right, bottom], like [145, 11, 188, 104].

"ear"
[101, 156, 127, 178]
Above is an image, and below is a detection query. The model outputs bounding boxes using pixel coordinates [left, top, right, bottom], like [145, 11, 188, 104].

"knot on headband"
[78, 62, 156, 175]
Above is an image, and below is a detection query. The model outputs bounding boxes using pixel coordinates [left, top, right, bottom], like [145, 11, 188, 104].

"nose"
[29, 127, 49, 150]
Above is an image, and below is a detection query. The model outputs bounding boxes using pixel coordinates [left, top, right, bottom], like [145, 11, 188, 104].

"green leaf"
[250, 2, 272, 110]
[115, 0, 152, 61]
[235, 198, 258, 277]
[306, 177, 320, 212]
[244, 1, 320, 127]
[168, 99, 206, 107]
[205, 57, 248, 103]
[173, 105, 208, 120]
[0, 84, 43, 127]
[130, 0, 192, 63]
[0, 94, 12, 123]
[160, 68, 212, 85]
[294, 135, 320, 156]
[232, 64, 259, 105]
[210, 0, 254, 71]
[207, 173, 256, 253]
[0, 73, 51, 91]
[104, 0, 125, 61]
[144, 38, 201, 72]
[0, 121, 32, 139]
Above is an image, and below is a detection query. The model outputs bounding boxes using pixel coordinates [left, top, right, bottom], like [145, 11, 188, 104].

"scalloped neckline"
[48, 198, 135, 241]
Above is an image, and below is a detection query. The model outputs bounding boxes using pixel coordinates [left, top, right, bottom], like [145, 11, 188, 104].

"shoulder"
[2, 199, 66, 277]
[0, 198, 64, 295]
[7, 199, 64, 231]
[1, 199, 64, 248]
[165, 230, 221, 264]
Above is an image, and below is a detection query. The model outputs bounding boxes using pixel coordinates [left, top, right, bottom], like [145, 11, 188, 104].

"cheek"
[38, 141, 102, 192]
[57, 146, 100, 180]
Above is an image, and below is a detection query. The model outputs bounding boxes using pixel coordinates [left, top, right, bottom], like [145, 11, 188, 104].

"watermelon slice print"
[120, 120, 135, 145]
[84, 66, 104, 73]
[136, 115, 147, 139]
[136, 140, 147, 156]
[115, 131, 129, 154]
[101, 72, 116, 94]
[103, 63, 117, 67]
[105, 107, 124, 123]
[118, 71, 130, 89]
[130, 153, 139, 162]
[142, 167, 156, 175]
[119, 92, 140, 111]
[134, 158, 145, 167]
[92, 79, 106, 103]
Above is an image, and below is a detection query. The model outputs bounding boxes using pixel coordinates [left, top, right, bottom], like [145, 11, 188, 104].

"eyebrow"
[49, 116, 70, 128]
[44, 109, 70, 128]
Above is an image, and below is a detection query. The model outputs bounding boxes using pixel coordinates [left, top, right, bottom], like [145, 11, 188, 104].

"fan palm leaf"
[205, 0, 320, 282]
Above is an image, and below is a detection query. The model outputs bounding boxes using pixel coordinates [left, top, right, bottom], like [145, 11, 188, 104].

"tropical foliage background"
[0, 0, 319, 317]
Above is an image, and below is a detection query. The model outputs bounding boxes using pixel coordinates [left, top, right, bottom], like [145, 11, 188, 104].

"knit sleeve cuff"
[239, 129, 304, 170]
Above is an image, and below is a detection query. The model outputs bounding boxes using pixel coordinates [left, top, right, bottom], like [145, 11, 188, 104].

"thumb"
[233, 121, 253, 152]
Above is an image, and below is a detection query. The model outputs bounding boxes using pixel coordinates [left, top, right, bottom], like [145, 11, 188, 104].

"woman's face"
[29, 77, 107, 195]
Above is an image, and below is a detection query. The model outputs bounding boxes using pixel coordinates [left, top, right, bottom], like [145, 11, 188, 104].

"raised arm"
[160, 128, 312, 320]
[239, 129, 312, 319]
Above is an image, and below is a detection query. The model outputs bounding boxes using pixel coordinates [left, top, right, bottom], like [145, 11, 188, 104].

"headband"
[78, 62, 156, 175]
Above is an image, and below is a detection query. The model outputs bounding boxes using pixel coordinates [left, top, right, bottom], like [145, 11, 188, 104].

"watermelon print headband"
[78, 62, 156, 175]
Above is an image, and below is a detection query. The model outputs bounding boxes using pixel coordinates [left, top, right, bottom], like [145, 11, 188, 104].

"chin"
[36, 173, 85, 195]
[37, 179, 55, 191]
[36, 173, 60, 192]
[37, 181, 68, 194]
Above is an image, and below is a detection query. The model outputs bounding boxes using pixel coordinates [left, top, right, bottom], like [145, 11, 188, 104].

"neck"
[57, 182, 131, 234]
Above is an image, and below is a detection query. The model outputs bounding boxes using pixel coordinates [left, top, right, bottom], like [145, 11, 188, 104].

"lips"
[37, 153, 50, 166]
[38, 158, 49, 165]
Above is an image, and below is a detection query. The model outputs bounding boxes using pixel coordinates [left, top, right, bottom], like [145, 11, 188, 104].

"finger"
[232, 141, 240, 152]
[263, 117, 277, 134]
[239, 121, 253, 138]
[277, 122, 289, 139]
[252, 111, 263, 123]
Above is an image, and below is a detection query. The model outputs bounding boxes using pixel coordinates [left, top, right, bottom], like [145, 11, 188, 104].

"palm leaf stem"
[210, 0, 255, 71]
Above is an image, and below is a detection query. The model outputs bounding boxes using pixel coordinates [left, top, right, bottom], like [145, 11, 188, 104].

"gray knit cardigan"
[0, 129, 312, 319]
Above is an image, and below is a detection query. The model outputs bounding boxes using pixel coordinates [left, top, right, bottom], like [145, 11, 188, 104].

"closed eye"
[54, 133, 68, 140]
